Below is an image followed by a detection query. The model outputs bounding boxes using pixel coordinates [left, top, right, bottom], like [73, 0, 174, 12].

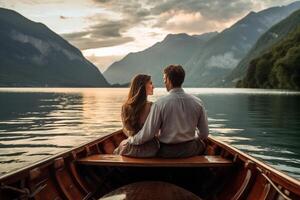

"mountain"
[237, 25, 300, 90]
[184, 1, 300, 87]
[192, 32, 218, 41]
[0, 8, 109, 87]
[103, 32, 218, 86]
[226, 8, 300, 86]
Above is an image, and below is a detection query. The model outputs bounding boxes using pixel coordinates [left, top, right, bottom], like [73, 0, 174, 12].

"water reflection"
[0, 91, 84, 173]
[0, 88, 300, 180]
[196, 93, 300, 179]
[80, 89, 125, 138]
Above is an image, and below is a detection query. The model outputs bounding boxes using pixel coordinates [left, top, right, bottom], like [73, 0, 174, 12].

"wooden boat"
[0, 129, 300, 200]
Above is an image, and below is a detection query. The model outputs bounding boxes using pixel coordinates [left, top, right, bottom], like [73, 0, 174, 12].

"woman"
[114, 74, 159, 157]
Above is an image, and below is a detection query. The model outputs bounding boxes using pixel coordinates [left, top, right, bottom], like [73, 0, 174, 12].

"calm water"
[0, 88, 300, 179]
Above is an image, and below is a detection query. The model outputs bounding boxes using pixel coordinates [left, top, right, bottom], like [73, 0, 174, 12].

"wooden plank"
[77, 155, 233, 167]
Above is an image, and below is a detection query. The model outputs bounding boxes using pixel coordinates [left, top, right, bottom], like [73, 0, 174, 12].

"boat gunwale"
[208, 136, 300, 196]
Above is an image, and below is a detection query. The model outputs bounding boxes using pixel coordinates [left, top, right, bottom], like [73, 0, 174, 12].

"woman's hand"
[120, 138, 129, 147]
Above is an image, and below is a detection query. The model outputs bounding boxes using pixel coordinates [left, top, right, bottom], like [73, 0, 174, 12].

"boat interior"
[0, 130, 299, 200]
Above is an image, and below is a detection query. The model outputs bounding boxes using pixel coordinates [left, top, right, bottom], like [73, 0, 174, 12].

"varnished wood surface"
[100, 181, 202, 200]
[77, 154, 233, 167]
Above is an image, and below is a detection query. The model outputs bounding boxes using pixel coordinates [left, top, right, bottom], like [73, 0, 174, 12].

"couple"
[114, 65, 209, 158]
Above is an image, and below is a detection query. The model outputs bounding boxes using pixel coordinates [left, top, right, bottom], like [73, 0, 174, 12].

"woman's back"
[122, 102, 152, 136]
[138, 102, 152, 127]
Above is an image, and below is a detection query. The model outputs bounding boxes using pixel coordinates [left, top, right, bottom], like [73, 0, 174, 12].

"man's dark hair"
[163, 65, 185, 87]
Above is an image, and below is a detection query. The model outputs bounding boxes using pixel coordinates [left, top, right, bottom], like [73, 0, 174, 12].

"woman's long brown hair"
[122, 74, 151, 136]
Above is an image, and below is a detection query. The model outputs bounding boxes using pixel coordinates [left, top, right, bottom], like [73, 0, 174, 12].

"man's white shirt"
[128, 88, 209, 145]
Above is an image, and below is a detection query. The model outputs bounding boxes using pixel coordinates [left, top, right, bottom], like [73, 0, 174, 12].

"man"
[128, 65, 209, 157]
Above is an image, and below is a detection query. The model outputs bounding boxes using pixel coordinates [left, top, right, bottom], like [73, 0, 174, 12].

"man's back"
[156, 88, 209, 144]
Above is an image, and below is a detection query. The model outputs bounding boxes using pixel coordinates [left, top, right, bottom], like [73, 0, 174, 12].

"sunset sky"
[0, 0, 297, 71]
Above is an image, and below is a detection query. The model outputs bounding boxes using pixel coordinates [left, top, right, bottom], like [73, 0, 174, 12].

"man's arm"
[197, 105, 209, 140]
[127, 103, 162, 145]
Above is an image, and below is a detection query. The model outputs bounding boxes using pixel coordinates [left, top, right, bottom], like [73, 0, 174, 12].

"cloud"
[61, 20, 135, 49]
[0, 0, 64, 7]
[90, 21, 128, 37]
[259, 0, 296, 7]
[64, 36, 134, 50]
[90, 0, 296, 35]
[150, 0, 253, 20]
[92, 0, 152, 23]
[153, 10, 237, 34]
[90, 0, 258, 35]
[150, 0, 259, 34]
[205, 52, 239, 69]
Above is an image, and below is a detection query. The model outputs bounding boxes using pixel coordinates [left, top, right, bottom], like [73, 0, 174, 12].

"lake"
[0, 88, 299, 179]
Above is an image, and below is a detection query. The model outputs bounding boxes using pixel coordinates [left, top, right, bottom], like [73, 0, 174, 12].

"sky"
[0, 0, 297, 72]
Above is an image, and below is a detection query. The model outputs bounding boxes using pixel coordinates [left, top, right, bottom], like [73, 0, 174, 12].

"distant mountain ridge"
[104, 32, 218, 85]
[192, 31, 218, 41]
[0, 8, 109, 87]
[184, 1, 300, 87]
[226, 8, 300, 86]
[104, 1, 300, 87]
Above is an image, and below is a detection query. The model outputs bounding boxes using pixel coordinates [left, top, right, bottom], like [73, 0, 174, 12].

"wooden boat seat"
[77, 154, 233, 167]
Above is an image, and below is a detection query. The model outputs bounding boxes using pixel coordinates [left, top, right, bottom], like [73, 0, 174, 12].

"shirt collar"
[169, 87, 184, 94]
